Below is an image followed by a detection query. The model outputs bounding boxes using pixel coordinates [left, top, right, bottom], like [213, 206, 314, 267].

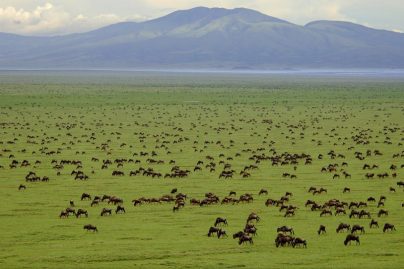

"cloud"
[0, 3, 69, 35]
[0, 2, 144, 35]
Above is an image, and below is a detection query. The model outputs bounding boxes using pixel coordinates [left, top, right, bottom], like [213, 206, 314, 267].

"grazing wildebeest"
[343, 187, 350, 193]
[244, 226, 258, 236]
[277, 226, 294, 235]
[318, 225, 326, 235]
[65, 207, 76, 216]
[83, 224, 98, 232]
[359, 210, 371, 219]
[76, 209, 88, 218]
[258, 188, 268, 195]
[378, 209, 388, 217]
[18, 184, 26, 190]
[367, 197, 376, 202]
[284, 209, 295, 217]
[171, 188, 178, 194]
[344, 234, 360, 246]
[59, 210, 69, 218]
[383, 223, 396, 233]
[335, 208, 346, 216]
[69, 200, 75, 207]
[377, 201, 385, 208]
[308, 186, 316, 193]
[233, 231, 245, 239]
[320, 209, 332, 217]
[336, 223, 350, 233]
[81, 193, 91, 200]
[100, 208, 112, 216]
[132, 199, 142, 206]
[214, 217, 228, 227]
[116, 205, 125, 214]
[370, 219, 379, 228]
[217, 229, 227, 239]
[292, 237, 307, 248]
[207, 227, 220, 237]
[247, 213, 260, 223]
[351, 225, 365, 234]
[275, 233, 294, 247]
[349, 210, 360, 218]
[238, 234, 253, 245]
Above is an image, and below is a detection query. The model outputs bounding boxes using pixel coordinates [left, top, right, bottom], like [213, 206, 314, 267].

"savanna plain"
[0, 71, 403, 269]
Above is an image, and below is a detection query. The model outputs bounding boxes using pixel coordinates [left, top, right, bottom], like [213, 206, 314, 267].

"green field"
[0, 72, 403, 269]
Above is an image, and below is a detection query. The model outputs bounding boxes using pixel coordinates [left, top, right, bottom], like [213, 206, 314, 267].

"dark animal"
[344, 234, 360, 246]
[383, 223, 396, 233]
[76, 209, 88, 218]
[318, 225, 326, 235]
[100, 208, 112, 216]
[238, 234, 253, 245]
[351, 225, 365, 234]
[214, 217, 228, 227]
[292, 237, 307, 248]
[369, 219, 379, 228]
[83, 224, 98, 232]
[116, 205, 125, 214]
[81, 193, 91, 200]
[336, 223, 350, 233]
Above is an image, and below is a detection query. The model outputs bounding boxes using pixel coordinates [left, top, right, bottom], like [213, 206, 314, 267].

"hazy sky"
[1, 0, 403, 35]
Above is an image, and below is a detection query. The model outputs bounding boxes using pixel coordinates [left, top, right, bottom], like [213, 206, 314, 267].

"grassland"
[0, 71, 403, 269]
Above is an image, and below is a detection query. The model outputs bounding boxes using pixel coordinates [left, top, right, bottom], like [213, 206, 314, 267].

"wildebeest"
[258, 188, 268, 195]
[369, 219, 379, 228]
[292, 237, 307, 248]
[83, 224, 98, 232]
[238, 234, 253, 245]
[100, 208, 112, 216]
[207, 226, 220, 237]
[383, 223, 396, 233]
[81, 193, 91, 200]
[18, 184, 26, 190]
[277, 226, 294, 235]
[116, 205, 125, 214]
[275, 233, 294, 247]
[65, 207, 76, 216]
[217, 229, 227, 238]
[214, 217, 227, 227]
[244, 226, 258, 236]
[320, 209, 332, 217]
[344, 234, 360, 246]
[318, 225, 326, 235]
[336, 223, 350, 233]
[76, 209, 88, 218]
[59, 210, 69, 218]
[378, 209, 388, 217]
[247, 212, 260, 223]
[351, 225, 365, 234]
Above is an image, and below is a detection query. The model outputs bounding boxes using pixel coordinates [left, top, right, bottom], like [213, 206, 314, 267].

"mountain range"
[1, 7, 404, 69]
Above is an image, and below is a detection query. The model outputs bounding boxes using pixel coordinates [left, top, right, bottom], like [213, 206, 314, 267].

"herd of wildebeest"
[1, 91, 403, 250]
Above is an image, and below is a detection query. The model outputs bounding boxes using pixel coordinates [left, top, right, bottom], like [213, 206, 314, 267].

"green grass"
[0, 72, 403, 269]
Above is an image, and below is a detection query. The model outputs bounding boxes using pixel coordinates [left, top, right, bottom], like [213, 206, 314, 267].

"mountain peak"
[149, 6, 289, 27]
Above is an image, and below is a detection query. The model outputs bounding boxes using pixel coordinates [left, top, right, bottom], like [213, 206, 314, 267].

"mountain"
[1, 7, 404, 69]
